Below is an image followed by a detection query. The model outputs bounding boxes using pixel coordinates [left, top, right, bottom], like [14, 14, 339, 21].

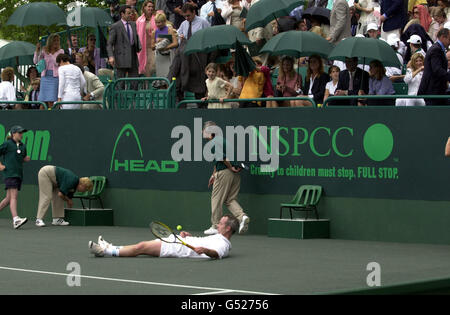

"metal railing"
[104, 77, 176, 110]
[177, 96, 318, 109]
[323, 95, 449, 107]
[0, 101, 47, 110]
[53, 101, 104, 110]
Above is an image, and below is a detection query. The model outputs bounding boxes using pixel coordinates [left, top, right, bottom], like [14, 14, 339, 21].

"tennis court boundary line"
[0, 266, 278, 295]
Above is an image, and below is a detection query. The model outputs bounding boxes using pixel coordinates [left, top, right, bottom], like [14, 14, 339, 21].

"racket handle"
[185, 243, 196, 251]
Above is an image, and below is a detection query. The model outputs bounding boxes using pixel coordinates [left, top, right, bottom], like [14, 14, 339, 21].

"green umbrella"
[6, 2, 66, 27]
[234, 41, 255, 77]
[245, 0, 305, 32]
[0, 41, 36, 68]
[260, 31, 333, 59]
[328, 37, 402, 68]
[67, 7, 113, 28]
[184, 25, 252, 56]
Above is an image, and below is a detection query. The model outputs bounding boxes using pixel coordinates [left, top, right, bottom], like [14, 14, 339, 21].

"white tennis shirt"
[159, 234, 232, 259]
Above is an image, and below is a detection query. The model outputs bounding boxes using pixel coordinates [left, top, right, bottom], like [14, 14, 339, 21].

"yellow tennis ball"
[177, 225, 182, 231]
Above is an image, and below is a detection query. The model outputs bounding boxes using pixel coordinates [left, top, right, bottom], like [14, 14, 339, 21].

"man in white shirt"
[89, 214, 239, 259]
[200, 0, 223, 25]
[178, 3, 211, 43]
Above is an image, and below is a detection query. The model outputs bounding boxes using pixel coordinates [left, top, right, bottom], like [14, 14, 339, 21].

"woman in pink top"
[136, 0, 157, 77]
[34, 34, 64, 109]
[268, 56, 303, 107]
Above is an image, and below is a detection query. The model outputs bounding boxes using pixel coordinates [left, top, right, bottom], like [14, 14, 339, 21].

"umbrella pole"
[273, 14, 282, 33]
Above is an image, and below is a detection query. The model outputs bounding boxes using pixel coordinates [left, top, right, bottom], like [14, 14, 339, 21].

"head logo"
[363, 124, 394, 162]
[110, 123, 178, 173]
[0, 124, 50, 161]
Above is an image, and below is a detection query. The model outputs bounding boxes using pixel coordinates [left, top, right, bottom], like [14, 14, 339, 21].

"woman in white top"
[56, 54, 86, 110]
[354, 0, 378, 35]
[323, 65, 340, 105]
[0, 67, 16, 109]
[395, 53, 425, 107]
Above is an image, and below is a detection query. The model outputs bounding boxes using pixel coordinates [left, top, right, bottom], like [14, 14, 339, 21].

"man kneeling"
[89, 215, 238, 259]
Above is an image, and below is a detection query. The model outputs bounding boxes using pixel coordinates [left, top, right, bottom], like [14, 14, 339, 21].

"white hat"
[387, 33, 400, 47]
[366, 23, 378, 32]
[355, 34, 365, 38]
[407, 34, 422, 45]
[444, 21, 450, 30]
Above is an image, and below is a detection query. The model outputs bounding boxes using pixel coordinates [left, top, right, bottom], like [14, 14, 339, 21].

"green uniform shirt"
[211, 136, 238, 172]
[55, 167, 79, 198]
[0, 139, 27, 180]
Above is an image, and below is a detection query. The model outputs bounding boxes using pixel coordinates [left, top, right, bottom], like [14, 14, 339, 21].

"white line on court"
[0, 266, 278, 295]
[193, 290, 236, 295]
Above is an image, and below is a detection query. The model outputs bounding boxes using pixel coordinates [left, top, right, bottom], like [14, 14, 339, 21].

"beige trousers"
[211, 169, 246, 228]
[36, 165, 65, 219]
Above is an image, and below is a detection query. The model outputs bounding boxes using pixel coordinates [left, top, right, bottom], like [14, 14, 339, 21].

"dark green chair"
[280, 185, 322, 220]
[73, 176, 106, 209]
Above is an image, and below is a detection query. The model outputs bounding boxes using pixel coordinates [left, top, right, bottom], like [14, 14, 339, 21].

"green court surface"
[1, 218, 450, 295]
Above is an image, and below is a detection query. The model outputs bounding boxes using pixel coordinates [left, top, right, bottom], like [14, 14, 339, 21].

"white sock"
[104, 247, 121, 257]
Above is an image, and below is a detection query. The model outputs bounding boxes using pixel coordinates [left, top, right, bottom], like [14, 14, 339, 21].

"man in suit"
[65, 34, 79, 64]
[379, 0, 407, 40]
[74, 65, 105, 108]
[327, 0, 351, 45]
[418, 28, 450, 106]
[107, 5, 142, 89]
[333, 57, 370, 106]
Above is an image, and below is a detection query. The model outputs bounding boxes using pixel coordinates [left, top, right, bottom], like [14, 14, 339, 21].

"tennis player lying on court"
[89, 215, 238, 259]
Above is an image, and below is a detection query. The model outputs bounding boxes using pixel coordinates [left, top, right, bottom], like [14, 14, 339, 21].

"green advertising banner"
[0, 107, 449, 201]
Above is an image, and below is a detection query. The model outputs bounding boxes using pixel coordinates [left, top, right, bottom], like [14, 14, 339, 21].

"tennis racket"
[150, 221, 196, 250]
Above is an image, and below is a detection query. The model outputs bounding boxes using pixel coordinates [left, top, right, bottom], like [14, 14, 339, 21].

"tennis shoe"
[52, 218, 69, 226]
[35, 219, 46, 227]
[89, 241, 104, 257]
[98, 235, 112, 249]
[204, 227, 218, 235]
[239, 215, 250, 234]
[13, 217, 27, 229]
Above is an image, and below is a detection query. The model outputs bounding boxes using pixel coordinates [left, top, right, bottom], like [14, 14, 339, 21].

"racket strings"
[150, 222, 172, 239]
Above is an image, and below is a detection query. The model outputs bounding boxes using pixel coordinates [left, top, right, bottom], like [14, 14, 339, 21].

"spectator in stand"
[385, 34, 405, 82]
[333, 57, 370, 106]
[247, 0, 274, 65]
[237, 57, 266, 108]
[34, 33, 64, 109]
[136, 0, 157, 78]
[323, 65, 340, 104]
[437, 0, 450, 18]
[267, 56, 302, 107]
[367, 59, 395, 106]
[200, 0, 224, 26]
[79, 34, 107, 75]
[167, 0, 207, 29]
[178, 3, 210, 43]
[27, 79, 42, 110]
[428, 9, 447, 41]
[418, 28, 450, 105]
[201, 63, 233, 108]
[64, 34, 79, 64]
[76, 65, 105, 109]
[0, 67, 16, 110]
[295, 19, 308, 31]
[56, 54, 86, 110]
[407, 35, 427, 62]
[354, 0, 377, 35]
[74, 52, 89, 72]
[107, 5, 142, 89]
[366, 22, 379, 38]
[402, 23, 433, 65]
[152, 12, 179, 78]
[413, 4, 433, 32]
[327, 0, 352, 45]
[396, 53, 426, 106]
[300, 55, 330, 106]
[222, 0, 246, 30]
[379, 0, 408, 40]
[17, 66, 39, 101]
